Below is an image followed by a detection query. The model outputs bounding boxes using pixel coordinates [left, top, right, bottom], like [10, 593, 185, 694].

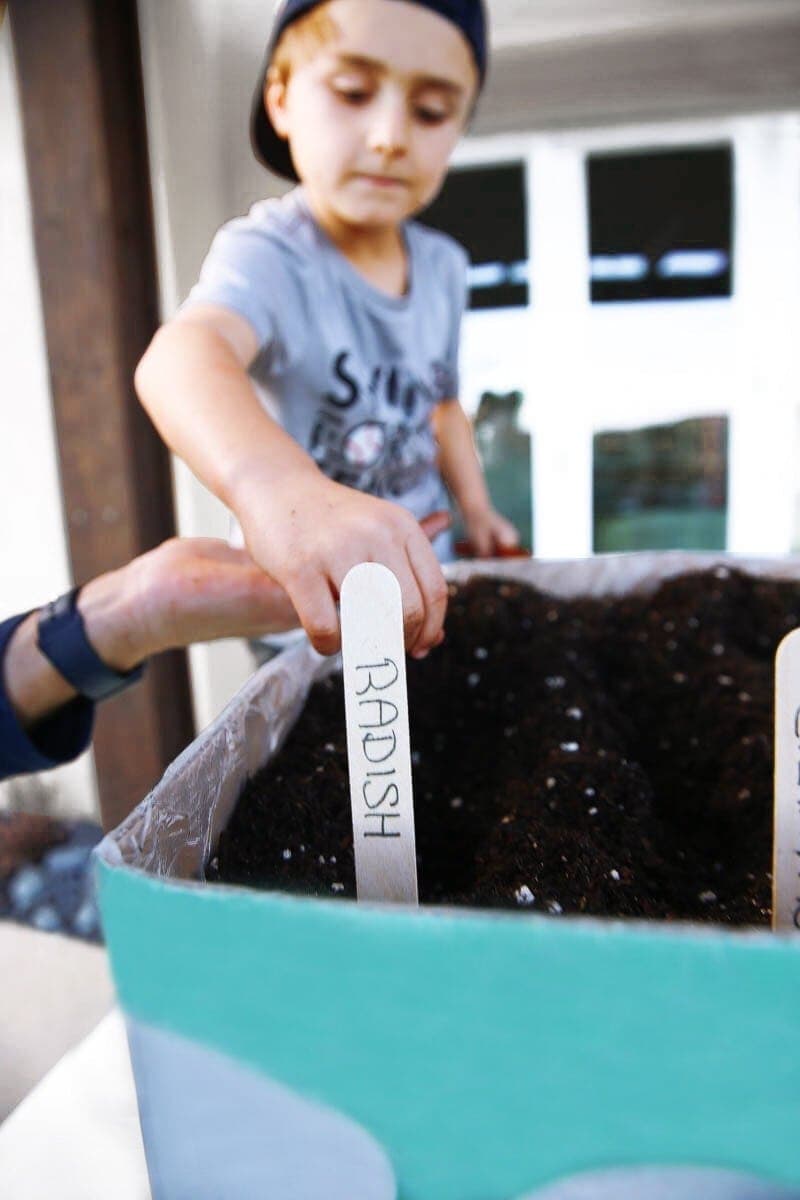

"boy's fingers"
[393, 564, 428, 653]
[284, 569, 341, 655]
[404, 530, 448, 657]
[472, 528, 493, 557]
[329, 540, 427, 654]
[419, 510, 451, 543]
[496, 518, 520, 548]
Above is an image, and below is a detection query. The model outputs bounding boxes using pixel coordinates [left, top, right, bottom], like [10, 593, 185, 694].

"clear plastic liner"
[97, 551, 800, 881]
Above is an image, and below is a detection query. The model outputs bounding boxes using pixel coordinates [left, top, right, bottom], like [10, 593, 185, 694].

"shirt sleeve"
[0, 613, 95, 782]
[438, 239, 470, 402]
[182, 216, 285, 356]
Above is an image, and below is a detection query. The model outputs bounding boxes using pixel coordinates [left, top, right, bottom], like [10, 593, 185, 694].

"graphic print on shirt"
[309, 350, 453, 497]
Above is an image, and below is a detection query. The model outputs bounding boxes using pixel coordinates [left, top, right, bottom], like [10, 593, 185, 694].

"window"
[593, 416, 728, 551]
[473, 390, 533, 551]
[420, 163, 528, 310]
[587, 145, 733, 303]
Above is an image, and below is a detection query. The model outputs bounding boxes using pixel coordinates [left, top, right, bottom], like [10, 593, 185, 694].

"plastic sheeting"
[97, 551, 800, 881]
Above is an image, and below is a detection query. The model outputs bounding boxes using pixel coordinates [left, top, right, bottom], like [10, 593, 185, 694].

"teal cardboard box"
[96, 554, 800, 1200]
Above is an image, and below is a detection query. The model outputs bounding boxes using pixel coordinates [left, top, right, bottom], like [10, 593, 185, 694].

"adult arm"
[0, 538, 297, 780]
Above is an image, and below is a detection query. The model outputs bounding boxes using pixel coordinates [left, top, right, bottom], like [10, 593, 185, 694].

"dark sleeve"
[0, 612, 95, 781]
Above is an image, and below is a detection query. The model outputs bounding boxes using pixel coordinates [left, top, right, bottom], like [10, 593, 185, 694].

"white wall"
[0, 22, 98, 819]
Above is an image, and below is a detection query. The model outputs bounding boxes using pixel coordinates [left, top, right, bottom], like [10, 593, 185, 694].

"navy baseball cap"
[250, 0, 488, 180]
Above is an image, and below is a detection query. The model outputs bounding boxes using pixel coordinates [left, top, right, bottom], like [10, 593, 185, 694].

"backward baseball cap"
[250, 0, 488, 180]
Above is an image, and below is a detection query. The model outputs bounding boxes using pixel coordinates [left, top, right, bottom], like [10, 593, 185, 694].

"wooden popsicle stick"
[340, 563, 419, 905]
[772, 627, 800, 932]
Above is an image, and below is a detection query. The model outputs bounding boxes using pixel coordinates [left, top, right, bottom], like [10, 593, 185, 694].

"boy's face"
[266, 0, 478, 232]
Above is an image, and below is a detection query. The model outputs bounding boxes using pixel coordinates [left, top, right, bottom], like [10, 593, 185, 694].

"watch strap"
[36, 587, 145, 702]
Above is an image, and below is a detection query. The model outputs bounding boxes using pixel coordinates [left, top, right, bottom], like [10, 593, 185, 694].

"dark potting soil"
[213, 567, 799, 926]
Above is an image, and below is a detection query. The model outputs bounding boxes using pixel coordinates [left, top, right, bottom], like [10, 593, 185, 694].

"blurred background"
[2, 0, 800, 823]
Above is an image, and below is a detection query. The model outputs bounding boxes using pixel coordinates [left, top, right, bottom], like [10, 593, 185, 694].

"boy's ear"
[265, 79, 290, 140]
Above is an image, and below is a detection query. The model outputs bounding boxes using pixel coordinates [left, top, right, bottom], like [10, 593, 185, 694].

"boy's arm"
[432, 399, 519, 557]
[135, 306, 448, 657]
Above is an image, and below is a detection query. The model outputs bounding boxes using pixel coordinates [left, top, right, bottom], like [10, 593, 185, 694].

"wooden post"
[9, 0, 195, 830]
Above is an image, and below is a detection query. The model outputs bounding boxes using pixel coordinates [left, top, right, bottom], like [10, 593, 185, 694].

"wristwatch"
[36, 587, 146, 702]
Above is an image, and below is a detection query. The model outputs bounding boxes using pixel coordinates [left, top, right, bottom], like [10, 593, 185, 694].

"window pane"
[420, 163, 528, 310]
[451, 390, 533, 552]
[593, 416, 728, 551]
[588, 145, 733, 303]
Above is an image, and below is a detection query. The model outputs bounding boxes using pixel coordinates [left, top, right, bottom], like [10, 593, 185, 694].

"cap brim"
[249, 47, 300, 182]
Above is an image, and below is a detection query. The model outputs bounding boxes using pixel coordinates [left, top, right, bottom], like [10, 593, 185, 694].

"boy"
[135, 0, 518, 661]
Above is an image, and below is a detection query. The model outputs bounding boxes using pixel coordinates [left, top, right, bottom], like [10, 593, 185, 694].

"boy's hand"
[236, 474, 450, 659]
[463, 507, 520, 558]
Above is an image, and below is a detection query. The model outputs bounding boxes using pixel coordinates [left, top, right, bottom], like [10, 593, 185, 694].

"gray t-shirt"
[186, 187, 468, 541]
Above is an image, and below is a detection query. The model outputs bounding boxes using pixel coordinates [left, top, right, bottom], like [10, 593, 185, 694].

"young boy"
[135, 0, 518, 661]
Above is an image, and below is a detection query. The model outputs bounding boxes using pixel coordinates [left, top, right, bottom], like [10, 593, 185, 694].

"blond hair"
[268, 4, 340, 85]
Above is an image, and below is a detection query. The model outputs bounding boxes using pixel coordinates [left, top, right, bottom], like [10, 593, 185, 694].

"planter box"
[96, 553, 800, 1200]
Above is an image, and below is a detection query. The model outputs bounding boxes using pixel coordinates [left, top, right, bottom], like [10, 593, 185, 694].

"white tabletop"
[0, 1008, 149, 1199]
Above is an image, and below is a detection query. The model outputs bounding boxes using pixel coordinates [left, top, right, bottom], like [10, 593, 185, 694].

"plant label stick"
[340, 562, 418, 905]
[773, 628, 800, 932]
